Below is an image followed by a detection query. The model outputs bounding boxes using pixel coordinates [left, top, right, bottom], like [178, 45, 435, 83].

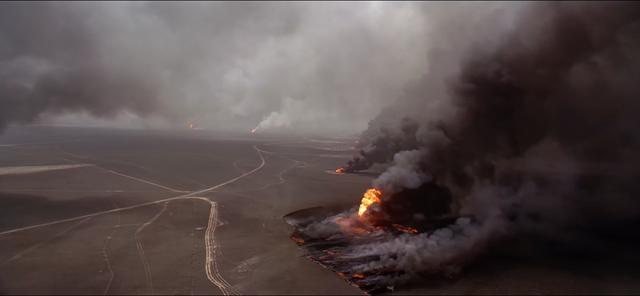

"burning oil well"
[288, 2, 640, 294]
[284, 186, 475, 293]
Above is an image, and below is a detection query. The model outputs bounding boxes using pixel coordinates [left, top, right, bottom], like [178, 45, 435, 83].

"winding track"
[225, 155, 304, 194]
[0, 144, 266, 295]
[135, 202, 169, 294]
[188, 196, 239, 295]
[101, 201, 122, 296]
[0, 138, 349, 294]
[1, 217, 92, 266]
[60, 151, 189, 193]
[0, 145, 265, 236]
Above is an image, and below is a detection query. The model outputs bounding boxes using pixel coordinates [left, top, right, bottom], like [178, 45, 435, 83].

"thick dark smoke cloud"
[335, 1, 640, 286]
[0, 2, 439, 133]
[345, 117, 420, 172]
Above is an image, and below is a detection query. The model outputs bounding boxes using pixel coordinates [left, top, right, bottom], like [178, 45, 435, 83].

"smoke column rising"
[335, 1, 640, 286]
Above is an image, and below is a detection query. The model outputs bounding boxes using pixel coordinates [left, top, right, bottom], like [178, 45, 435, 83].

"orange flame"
[358, 188, 382, 217]
[291, 235, 305, 245]
[392, 223, 418, 234]
[352, 273, 366, 279]
[335, 167, 346, 174]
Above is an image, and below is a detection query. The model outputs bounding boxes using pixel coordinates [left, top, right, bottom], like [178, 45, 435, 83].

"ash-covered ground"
[287, 191, 640, 295]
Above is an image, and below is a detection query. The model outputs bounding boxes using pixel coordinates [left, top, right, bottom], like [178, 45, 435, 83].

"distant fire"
[188, 122, 203, 130]
[358, 188, 382, 217]
[335, 167, 346, 174]
[251, 127, 258, 133]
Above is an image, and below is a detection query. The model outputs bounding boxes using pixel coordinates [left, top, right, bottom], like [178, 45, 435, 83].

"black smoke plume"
[301, 2, 640, 291]
[397, 1, 640, 233]
[344, 117, 420, 172]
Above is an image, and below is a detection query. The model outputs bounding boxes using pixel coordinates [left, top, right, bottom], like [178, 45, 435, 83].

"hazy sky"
[0, 1, 524, 135]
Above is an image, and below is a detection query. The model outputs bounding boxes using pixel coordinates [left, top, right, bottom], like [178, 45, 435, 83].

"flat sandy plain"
[0, 126, 368, 295]
[1, 126, 640, 295]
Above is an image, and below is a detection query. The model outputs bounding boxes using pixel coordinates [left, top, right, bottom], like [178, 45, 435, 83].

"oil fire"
[188, 122, 203, 130]
[290, 235, 305, 245]
[358, 188, 382, 217]
[335, 167, 346, 174]
[392, 223, 418, 234]
[352, 273, 366, 279]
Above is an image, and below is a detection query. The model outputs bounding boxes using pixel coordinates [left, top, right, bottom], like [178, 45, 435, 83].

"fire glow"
[285, 187, 423, 293]
[335, 167, 346, 174]
[188, 122, 203, 130]
[392, 223, 418, 234]
[358, 188, 382, 217]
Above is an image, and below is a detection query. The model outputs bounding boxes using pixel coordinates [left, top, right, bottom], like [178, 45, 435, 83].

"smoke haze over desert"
[1, 1, 640, 295]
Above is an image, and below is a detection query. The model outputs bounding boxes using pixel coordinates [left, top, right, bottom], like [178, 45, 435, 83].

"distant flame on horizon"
[251, 125, 259, 133]
[188, 122, 204, 130]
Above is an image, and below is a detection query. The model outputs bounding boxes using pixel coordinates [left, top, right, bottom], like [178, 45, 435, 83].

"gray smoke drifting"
[372, 149, 428, 194]
[329, 1, 640, 287]
[345, 118, 421, 172]
[0, 2, 437, 133]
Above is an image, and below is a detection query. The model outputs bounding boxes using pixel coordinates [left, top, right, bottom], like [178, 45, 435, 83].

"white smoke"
[349, 217, 483, 279]
[252, 97, 334, 132]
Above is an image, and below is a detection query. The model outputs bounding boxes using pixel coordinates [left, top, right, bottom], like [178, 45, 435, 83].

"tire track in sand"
[1, 217, 92, 266]
[101, 201, 122, 295]
[0, 145, 265, 236]
[134, 202, 169, 294]
[0, 145, 266, 295]
[187, 196, 239, 295]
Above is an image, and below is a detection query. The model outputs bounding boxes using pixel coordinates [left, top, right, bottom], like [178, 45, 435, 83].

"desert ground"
[1, 126, 640, 295]
[0, 126, 369, 295]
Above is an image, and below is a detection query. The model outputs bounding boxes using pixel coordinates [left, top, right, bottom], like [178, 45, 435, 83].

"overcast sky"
[0, 1, 524, 135]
